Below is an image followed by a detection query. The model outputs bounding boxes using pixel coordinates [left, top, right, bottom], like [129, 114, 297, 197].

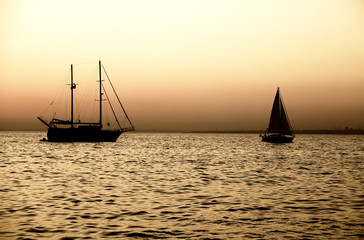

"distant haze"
[1, 0, 363, 131]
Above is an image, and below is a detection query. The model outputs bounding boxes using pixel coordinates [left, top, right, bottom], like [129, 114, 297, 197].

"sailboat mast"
[99, 60, 102, 128]
[70, 64, 74, 128]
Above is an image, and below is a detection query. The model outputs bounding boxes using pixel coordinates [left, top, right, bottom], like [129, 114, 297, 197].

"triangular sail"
[267, 88, 293, 135]
[280, 98, 293, 135]
[267, 89, 281, 133]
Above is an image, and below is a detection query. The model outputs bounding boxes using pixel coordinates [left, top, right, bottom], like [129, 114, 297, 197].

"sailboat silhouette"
[38, 61, 134, 142]
[261, 87, 294, 143]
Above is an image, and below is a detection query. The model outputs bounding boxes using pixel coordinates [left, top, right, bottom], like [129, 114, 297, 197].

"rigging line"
[102, 65, 135, 129]
[102, 83, 122, 130]
[78, 78, 93, 121]
[54, 68, 71, 105]
[40, 102, 52, 117]
[40, 68, 70, 119]
[280, 91, 293, 132]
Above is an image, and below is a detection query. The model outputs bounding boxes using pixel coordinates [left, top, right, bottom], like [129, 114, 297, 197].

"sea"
[0, 132, 363, 240]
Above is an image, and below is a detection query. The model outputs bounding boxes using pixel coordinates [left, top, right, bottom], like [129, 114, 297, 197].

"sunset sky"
[1, 0, 363, 131]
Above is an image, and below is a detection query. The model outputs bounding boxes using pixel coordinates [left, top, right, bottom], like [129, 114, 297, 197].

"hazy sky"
[1, 0, 363, 131]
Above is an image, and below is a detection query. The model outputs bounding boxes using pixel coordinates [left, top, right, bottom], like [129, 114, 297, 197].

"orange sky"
[1, 0, 363, 131]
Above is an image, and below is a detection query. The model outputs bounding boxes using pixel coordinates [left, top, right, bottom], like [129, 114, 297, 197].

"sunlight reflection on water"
[0, 132, 363, 239]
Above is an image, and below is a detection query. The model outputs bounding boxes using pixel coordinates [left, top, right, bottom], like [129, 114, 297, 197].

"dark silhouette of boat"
[261, 87, 294, 143]
[38, 61, 134, 142]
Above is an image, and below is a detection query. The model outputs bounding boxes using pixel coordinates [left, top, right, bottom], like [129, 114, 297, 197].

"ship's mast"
[70, 64, 74, 128]
[99, 60, 102, 128]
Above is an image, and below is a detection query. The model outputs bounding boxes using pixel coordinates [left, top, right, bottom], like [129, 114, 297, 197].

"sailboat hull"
[47, 127, 122, 142]
[261, 134, 294, 143]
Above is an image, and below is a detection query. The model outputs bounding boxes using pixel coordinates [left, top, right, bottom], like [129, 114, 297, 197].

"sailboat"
[261, 87, 294, 143]
[38, 61, 134, 142]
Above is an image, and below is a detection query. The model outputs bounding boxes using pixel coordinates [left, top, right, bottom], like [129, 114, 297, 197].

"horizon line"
[1, 129, 364, 134]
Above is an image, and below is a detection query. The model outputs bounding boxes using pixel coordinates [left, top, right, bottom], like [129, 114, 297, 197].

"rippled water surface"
[1, 132, 363, 239]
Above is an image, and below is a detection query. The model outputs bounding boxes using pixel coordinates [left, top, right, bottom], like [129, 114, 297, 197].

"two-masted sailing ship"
[261, 87, 294, 143]
[38, 61, 134, 142]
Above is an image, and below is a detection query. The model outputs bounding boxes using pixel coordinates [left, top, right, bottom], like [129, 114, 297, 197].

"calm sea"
[0, 132, 363, 240]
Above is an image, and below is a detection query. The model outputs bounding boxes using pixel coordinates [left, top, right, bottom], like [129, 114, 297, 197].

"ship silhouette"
[38, 61, 134, 142]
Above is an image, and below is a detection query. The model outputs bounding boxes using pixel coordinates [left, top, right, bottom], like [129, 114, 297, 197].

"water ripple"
[0, 132, 363, 239]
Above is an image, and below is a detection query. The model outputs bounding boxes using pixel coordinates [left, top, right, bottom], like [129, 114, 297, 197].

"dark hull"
[47, 127, 122, 142]
[261, 134, 294, 143]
